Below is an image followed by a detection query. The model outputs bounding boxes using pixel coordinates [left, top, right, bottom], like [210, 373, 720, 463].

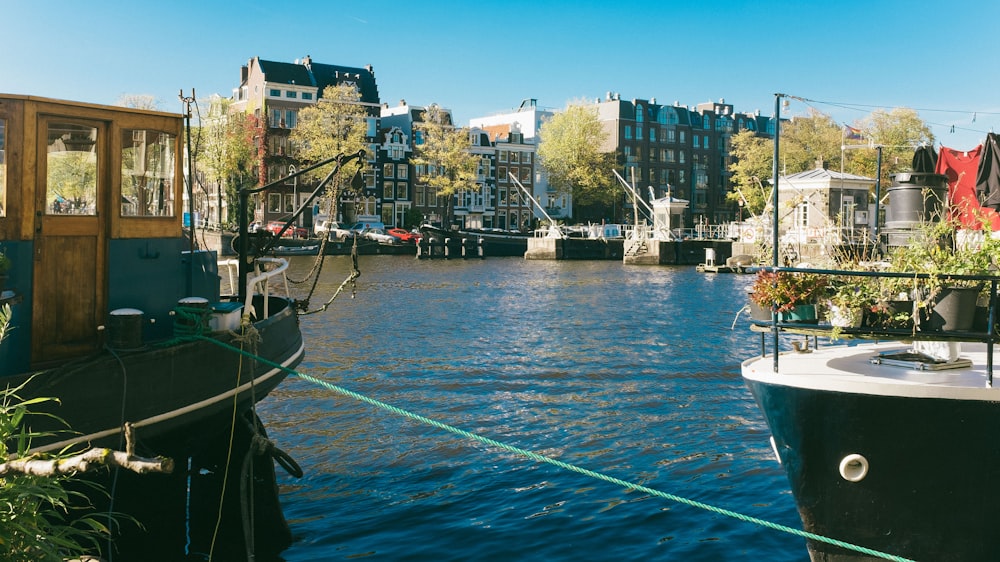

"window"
[679, 151, 686, 164]
[510, 151, 520, 164]
[520, 167, 531, 183]
[284, 194, 295, 213]
[285, 110, 297, 129]
[302, 92, 313, 100]
[269, 89, 281, 97]
[396, 182, 407, 200]
[121, 128, 177, 217]
[267, 193, 281, 213]
[703, 136, 709, 149]
[286, 91, 297, 99]
[397, 164, 408, 179]
[46, 122, 98, 216]
[667, 129, 676, 143]
[650, 128, 657, 143]
[271, 109, 281, 127]
[383, 163, 394, 178]
[499, 151, 508, 163]
[679, 131, 686, 144]
[523, 152, 532, 164]
[498, 166, 508, 182]
[625, 126, 632, 140]
[635, 105, 644, 122]
[416, 186, 425, 206]
[366, 117, 377, 138]
[384, 182, 394, 199]
[693, 134, 699, 147]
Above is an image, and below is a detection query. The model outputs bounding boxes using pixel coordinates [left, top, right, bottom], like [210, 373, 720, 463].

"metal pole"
[771, 94, 783, 373]
[179, 89, 197, 296]
[873, 145, 883, 252]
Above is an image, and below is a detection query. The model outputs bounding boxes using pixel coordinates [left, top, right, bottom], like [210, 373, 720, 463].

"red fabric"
[935, 143, 1000, 230]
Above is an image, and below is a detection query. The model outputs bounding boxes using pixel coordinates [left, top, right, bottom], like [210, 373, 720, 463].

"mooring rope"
[194, 335, 914, 562]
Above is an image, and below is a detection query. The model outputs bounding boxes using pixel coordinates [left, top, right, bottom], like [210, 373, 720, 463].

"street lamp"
[288, 164, 297, 231]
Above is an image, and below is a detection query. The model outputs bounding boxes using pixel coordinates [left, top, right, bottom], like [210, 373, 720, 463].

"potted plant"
[749, 269, 827, 323]
[826, 276, 875, 328]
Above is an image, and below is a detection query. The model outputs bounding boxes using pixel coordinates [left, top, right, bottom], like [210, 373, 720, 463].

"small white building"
[777, 166, 875, 245]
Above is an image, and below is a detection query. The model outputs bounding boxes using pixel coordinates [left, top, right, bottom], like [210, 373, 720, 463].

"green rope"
[192, 334, 914, 562]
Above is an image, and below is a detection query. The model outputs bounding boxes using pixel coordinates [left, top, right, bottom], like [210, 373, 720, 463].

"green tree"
[780, 109, 845, 174]
[848, 107, 935, 187]
[290, 84, 371, 220]
[410, 104, 480, 226]
[537, 103, 615, 216]
[200, 97, 261, 225]
[726, 129, 773, 217]
[115, 94, 159, 110]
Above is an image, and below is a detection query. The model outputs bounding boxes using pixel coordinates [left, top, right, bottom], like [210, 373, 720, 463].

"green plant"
[749, 270, 828, 313]
[0, 379, 110, 560]
[0, 249, 10, 275]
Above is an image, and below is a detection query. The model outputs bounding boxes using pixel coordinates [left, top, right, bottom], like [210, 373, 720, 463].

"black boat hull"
[745, 377, 1000, 561]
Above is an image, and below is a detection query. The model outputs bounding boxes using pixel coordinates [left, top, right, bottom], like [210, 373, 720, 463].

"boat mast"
[771, 93, 784, 373]
[509, 172, 564, 238]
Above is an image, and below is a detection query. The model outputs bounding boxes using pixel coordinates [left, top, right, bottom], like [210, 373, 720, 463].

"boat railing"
[218, 257, 292, 319]
[748, 266, 1000, 384]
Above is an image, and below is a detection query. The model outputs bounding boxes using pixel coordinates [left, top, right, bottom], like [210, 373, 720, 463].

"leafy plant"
[749, 270, 827, 313]
[0, 248, 10, 275]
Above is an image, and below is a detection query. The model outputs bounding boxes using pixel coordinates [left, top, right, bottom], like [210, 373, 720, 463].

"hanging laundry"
[936, 140, 1000, 230]
[975, 133, 1000, 211]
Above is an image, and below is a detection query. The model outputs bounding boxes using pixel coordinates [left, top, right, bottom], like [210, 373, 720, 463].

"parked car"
[350, 221, 386, 235]
[315, 220, 353, 240]
[362, 228, 399, 244]
[264, 220, 308, 238]
[387, 227, 421, 243]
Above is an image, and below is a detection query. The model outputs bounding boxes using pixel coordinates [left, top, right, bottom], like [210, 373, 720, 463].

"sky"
[4, 0, 999, 152]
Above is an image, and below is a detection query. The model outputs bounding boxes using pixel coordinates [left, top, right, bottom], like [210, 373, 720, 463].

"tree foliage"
[199, 97, 261, 224]
[115, 94, 159, 110]
[781, 109, 844, 173]
[726, 129, 773, 217]
[848, 107, 935, 186]
[411, 105, 479, 198]
[410, 104, 480, 224]
[290, 85, 371, 217]
[537, 103, 615, 208]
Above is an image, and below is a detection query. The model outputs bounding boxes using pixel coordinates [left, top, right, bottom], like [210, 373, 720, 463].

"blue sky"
[4, 0, 998, 151]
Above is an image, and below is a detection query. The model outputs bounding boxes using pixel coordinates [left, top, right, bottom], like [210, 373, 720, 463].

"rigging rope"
[193, 334, 915, 562]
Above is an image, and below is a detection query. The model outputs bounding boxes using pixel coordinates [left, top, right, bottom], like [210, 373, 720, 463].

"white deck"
[742, 341, 1000, 400]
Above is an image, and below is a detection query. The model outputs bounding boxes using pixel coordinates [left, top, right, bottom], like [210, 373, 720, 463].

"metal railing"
[218, 257, 291, 319]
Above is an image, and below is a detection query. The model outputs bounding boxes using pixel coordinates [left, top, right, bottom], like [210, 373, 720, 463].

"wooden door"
[32, 117, 107, 364]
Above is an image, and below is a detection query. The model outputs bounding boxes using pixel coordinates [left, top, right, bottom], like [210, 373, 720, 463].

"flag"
[843, 125, 863, 141]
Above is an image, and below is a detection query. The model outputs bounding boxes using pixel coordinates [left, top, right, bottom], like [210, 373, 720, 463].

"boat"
[741, 95, 1000, 561]
[0, 93, 335, 559]
[418, 222, 529, 257]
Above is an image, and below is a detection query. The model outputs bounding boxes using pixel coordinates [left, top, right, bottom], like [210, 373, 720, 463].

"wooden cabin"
[0, 94, 218, 374]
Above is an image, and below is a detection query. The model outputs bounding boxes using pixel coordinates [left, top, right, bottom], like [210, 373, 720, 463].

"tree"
[200, 97, 261, 225]
[410, 104, 480, 226]
[290, 84, 371, 220]
[726, 129, 773, 217]
[115, 94, 159, 110]
[780, 109, 845, 174]
[537, 103, 615, 219]
[848, 108, 935, 187]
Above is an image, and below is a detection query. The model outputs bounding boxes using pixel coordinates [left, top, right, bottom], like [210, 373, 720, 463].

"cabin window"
[121, 129, 176, 217]
[47, 122, 98, 215]
[0, 119, 5, 216]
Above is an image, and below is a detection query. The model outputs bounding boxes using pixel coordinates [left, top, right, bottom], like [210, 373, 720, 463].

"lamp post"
[289, 164, 298, 233]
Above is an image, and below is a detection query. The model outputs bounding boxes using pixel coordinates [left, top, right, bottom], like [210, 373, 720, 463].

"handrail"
[218, 257, 291, 319]
[748, 266, 1000, 385]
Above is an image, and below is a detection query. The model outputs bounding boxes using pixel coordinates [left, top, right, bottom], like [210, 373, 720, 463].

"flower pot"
[828, 304, 863, 328]
[924, 286, 979, 331]
[864, 300, 916, 329]
[779, 304, 818, 324]
[747, 293, 772, 322]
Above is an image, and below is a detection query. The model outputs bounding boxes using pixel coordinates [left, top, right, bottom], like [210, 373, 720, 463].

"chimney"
[816, 158, 828, 170]
[301, 55, 312, 69]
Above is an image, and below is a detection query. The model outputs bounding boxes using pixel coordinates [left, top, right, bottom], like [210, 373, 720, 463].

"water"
[257, 256, 807, 561]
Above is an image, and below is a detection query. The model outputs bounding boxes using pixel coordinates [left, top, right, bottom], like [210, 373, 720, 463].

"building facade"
[229, 55, 382, 229]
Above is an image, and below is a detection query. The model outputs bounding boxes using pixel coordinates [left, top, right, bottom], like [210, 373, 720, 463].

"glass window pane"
[121, 129, 176, 216]
[47, 122, 98, 215]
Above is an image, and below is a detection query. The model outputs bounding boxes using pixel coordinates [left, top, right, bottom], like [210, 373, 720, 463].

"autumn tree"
[200, 96, 261, 225]
[537, 103, 615, 221]
[290, 84, 372, 221]
[410, 104, 480, 226]
[726, 129, 773, 217]
[780, 109, 845, 173]
[115, 94, 159, 110]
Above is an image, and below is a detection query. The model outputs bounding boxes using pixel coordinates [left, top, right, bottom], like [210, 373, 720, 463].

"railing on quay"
[747, 266, 1000, 385]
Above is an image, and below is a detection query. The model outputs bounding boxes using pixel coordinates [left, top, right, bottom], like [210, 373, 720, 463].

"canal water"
[256, 255, 807, 561]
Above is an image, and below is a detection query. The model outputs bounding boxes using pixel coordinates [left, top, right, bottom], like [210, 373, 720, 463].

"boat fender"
[838, 453, 869, 482]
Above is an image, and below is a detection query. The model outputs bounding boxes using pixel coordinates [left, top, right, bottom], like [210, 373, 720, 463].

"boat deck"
[743, 339, 1000, 399]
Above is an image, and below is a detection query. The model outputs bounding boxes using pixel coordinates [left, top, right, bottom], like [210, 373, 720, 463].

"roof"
[781, 167, 874, 183]
[255, 57, 380, 106]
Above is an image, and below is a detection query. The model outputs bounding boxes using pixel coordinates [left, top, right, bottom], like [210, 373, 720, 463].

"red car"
[387, 227, 421, 243]
[264, 220, 308, 238]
